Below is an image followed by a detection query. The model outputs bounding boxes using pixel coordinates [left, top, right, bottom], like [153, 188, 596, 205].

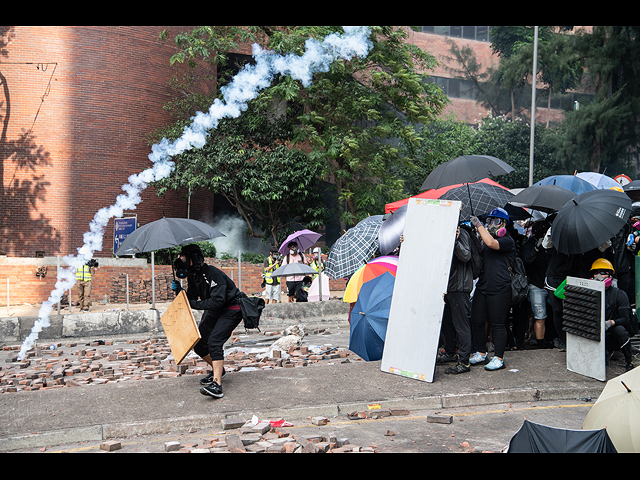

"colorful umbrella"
[278, 229, 322, 255]
[349, 272, 396, 362]
[343, 261, 397, 303]
[368, 255, 399, 270]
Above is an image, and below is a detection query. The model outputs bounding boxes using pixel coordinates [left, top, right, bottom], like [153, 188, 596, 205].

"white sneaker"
[484, 356, 505, 371]
[469, 352, 488, 365]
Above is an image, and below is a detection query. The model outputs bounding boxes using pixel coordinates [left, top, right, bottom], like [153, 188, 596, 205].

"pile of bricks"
[0, 332, 360, 393]
[158, 417, 376, 453]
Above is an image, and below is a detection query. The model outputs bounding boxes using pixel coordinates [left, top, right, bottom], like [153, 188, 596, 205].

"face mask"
[174, 258, 189, 279]
[289, 248, 297, 255]
[594, 274, 612, 288]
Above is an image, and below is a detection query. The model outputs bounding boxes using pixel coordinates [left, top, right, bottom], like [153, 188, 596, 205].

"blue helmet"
[487, 207, 509, 222]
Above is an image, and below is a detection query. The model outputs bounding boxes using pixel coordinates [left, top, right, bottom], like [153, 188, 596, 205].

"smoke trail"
[18, 26, 372, 360]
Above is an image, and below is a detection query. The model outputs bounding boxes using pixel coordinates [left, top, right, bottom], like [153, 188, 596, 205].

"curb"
[0, 385, 603, 452]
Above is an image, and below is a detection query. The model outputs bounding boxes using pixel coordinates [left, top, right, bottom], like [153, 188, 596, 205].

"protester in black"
[589, 259, 635, 372]
[171, 244, 242, 399]
[469, 208, 516, 371]
[439, 223, 474, 374]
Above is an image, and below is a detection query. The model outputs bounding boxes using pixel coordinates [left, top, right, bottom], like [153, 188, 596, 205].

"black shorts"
[193, 307, 243, 361]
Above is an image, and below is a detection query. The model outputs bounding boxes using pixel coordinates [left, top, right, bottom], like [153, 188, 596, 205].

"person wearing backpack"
[171, 244, 242, 399]
[438, 221, 475, 374]
[469, 208, 516, 371]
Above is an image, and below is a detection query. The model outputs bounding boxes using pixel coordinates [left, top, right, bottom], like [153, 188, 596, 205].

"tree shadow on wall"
[0, 26, 61, 257]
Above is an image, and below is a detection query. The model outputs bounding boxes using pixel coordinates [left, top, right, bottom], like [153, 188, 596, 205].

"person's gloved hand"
[171, 280, 182, 293]
[470, 216, 481, 228]
[189, 299, 198, 309]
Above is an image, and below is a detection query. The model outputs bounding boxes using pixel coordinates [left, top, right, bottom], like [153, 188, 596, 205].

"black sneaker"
[199, 369, 227, 385]
[436, 353, 458, 365]
[200, 381, 224, 398]
[445, 362, 471, 375]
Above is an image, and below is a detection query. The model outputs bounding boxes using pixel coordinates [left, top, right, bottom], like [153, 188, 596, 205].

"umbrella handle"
[466, 183, 475, 217]
[169, 249, 176, 281]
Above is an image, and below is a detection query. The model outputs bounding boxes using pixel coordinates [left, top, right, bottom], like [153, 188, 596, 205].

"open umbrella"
[623, 180, 640, 201]
[420, 155, 515, 191]
[506, 420, 617, 453]
[378, 204, 407, 256]
[385, 178, 506, 214]
[439, 182, 514, 219]
[349, 271, 395, 362]
[534, 175, 597, 195]
[582, 366, 640, 453]
[576, 172, 620, 190]
[114, 217, 225, 255]
[550, 189, 632, 255]
[325, 216, 384, 279]
[270, 263, 318, 278]
[278, 229, 322, 255]
[343, 261, 397, 303]
[368, 255, 399, 270]
[508, 184, 578, 214]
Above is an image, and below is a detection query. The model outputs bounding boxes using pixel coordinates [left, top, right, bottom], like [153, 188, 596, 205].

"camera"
[87, 259, 99, 268]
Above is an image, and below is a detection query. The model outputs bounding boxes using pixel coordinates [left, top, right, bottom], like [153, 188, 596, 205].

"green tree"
[153, 101, 328, 246]
[557, 26, 640, 175]
[161, 26, 449, 231]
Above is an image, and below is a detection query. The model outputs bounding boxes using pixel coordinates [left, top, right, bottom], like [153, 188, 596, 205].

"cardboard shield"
[160, 290, 201, 364]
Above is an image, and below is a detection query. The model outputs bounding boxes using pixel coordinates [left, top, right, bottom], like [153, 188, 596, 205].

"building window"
[425, 76, 478, 100]
[421, 26, 493, 42]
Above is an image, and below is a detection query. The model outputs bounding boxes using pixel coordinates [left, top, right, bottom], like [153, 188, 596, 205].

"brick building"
[0, 26, 214, 258]
[0, 26, 591, 260]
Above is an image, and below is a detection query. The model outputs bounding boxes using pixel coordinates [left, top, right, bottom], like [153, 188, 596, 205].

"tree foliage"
[157, 26, 449, 233]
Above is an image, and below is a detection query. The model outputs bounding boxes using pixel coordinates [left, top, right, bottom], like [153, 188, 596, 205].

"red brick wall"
[0, 26, 214, 258]
[0, 257, 347, 307]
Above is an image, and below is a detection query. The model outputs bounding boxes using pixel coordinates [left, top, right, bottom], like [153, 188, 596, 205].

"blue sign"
[114, 217, 137, 255]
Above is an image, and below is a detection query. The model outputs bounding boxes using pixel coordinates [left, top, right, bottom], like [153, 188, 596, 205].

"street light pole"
[529, 26, 539, 187]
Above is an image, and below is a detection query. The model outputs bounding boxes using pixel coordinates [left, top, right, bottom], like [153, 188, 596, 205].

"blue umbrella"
[349, 271, 395, 362]
[534, 175, 597, 195]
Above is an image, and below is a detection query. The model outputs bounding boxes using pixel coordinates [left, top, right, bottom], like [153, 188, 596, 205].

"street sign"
[114, 217, 137, 255]
[615, 174, 632, 187]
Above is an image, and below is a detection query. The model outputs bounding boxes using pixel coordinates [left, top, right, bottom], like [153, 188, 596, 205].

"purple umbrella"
[278, 229, 322, 255]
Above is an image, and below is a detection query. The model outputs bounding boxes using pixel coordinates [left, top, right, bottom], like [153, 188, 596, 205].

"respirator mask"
[593, 271, 613, 288]
[486, 217, 506, 238]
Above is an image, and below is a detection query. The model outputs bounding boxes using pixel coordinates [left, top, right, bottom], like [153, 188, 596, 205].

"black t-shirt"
[475, 235, 516, 295]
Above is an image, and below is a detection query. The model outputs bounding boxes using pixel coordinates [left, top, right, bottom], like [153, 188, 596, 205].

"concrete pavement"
[0, 299, 625, 451]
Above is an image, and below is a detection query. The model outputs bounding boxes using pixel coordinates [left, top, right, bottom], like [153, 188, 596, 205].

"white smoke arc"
[17, 26, 372, 360]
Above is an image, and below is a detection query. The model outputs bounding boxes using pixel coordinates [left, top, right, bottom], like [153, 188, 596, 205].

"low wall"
[0, 300, 351, 345]
[0, 257, 347, 307]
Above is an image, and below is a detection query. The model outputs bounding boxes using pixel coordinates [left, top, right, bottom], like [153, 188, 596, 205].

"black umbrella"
[439, 183, 514, 220]
[550, 189, 632, 255]
[114, 217, 225, 255]
[508, 184, 578, 214]
[623, 180, 640, 201]
[420, 155, 515, 191]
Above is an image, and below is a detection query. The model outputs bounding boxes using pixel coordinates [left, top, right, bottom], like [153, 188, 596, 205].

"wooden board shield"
[380, 198, 461, 383]
[160, 290, 201, 365]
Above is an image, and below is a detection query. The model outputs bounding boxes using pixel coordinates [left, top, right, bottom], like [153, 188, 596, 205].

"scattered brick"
[100, 440, 122, 452]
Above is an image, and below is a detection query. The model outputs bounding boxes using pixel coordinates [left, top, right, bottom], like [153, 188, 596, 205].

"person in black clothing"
[171, 244, 243, 399]
[438, 222, 474, 374]
[589, 259, 635, 372]
[469, 208, 516, 371]
[522, 221, 553, 348]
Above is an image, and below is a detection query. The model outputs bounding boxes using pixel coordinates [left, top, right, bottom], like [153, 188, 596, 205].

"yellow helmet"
[590, 258, 615, 274]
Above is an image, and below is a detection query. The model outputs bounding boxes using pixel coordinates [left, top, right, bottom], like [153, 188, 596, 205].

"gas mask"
[174, 257, 190, 279]
[486, 218, 506, 238]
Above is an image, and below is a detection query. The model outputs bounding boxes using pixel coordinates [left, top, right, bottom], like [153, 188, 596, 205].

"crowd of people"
[438, 207, 639, 375]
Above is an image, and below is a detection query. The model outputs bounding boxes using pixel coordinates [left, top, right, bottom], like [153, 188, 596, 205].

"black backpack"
[461, 224, 483, 280]
[235, 292, 265, 332]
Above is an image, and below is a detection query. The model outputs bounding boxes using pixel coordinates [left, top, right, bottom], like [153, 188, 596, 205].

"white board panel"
[381, 198, 461, 383]
[565, 277, 606, 382]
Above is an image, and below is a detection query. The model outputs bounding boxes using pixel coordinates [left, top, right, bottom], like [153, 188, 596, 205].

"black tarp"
[506, 420, 618, 453]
